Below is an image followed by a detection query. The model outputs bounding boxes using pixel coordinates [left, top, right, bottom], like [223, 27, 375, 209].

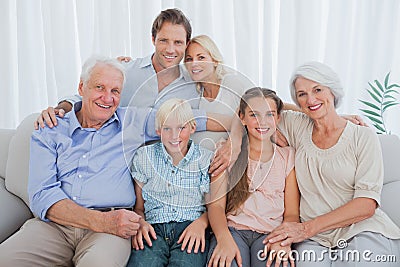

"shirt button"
[82, 155, 86, 158]
[78, 174, 82, 178]
[171, 170, 175, 174]
[167, 183, 171, 187]
[72, 197, 77, 200]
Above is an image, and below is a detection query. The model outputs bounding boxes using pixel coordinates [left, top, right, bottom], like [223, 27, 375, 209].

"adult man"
[0, 56, 153, 266]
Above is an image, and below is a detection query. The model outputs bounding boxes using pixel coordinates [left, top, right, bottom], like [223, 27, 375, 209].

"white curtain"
[1, 0, 400, 134]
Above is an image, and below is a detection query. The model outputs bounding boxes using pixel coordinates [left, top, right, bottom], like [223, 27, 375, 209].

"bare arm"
[282, 168, 300, 223]
[132, 180, 157, 250]
[209, 114, 243, 176]
[206, 172, 242, 267]
[34, 101, 73, 129]
[46, 199, 141, 239]
[283, 102, 301, 112]
[267, 197, 376, 246]
[206, 113, 232, 132]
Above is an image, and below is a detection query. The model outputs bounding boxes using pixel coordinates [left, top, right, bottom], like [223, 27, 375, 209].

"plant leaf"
[360, 109, 381, 117]
[385, 89, 399, 95]
[384, 72, 390, 89]
[373, 123, 386, 133]
[368, 82, 381, 94]
[384, 95, 397, 100]
[365, 115, 383, 125]
[383, 102, 399, 112]
[375, 80, 384, 95]
[387, 84, 400, 89]
[382, 100, 397, 106]
[367, 89, 381, 103]
[359, 100, 380, 110]
[369, 82, 383, 97]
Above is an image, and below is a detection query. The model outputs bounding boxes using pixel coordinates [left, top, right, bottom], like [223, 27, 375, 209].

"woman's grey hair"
[289, 61, 344, 108]
[80, 55, 126, 87]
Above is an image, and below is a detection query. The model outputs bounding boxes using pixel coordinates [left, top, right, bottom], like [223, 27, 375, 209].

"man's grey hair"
[289, 61, 344, 108]
[80, 55, 126, 87]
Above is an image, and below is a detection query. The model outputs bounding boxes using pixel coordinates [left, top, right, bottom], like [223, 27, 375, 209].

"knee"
[76, 254, 129, 267]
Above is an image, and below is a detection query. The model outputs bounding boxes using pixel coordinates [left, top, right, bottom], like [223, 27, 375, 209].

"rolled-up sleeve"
[192, 109, 207, 132]
[58, 94, 82, 106]
[353, 128, 384, 205]
[28, 130, 69, 221]
[130, 148, 149, 184]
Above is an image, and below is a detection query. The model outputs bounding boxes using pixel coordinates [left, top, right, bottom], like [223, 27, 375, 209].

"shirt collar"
[143, 54, 192, 83]
[180, 65, 193, 82]
[67, 101, 121, 136]
[138, 54, 153, 68]
[158, 139, 195, 166]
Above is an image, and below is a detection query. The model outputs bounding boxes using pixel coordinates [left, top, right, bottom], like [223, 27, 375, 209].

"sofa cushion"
[0, 129, 15, 179]
[0, 178, 32, 243]
[378, 134, 400, 227]
[379, 134, 400, 184]
[5, 113, 39, 206]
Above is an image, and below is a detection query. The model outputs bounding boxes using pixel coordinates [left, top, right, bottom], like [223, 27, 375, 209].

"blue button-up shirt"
[28, 102, 157, 221]
[131, 141, 214, 224]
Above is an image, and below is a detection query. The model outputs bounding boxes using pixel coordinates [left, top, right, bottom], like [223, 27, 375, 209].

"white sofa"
[1, 114, 400, 243]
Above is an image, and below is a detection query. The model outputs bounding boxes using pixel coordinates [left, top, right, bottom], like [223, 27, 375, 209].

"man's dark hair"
[151, 8, 192, 43]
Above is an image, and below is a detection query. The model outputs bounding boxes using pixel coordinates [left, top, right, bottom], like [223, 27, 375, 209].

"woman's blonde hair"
[155, 98, 196, 130]
[186, 35, 226, 92]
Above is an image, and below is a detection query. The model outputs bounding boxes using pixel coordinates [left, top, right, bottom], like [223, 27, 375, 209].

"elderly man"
[0, 56, 155, 267]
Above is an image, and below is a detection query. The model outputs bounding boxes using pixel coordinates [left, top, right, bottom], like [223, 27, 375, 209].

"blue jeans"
[127, 221, 210, 267]
[207, 227, 292, 267]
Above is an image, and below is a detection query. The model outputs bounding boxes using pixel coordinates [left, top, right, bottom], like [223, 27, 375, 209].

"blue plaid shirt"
[131, 141, 213, 224]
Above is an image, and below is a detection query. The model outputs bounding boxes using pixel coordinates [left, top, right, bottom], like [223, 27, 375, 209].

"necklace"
[248, 157, 274, 192]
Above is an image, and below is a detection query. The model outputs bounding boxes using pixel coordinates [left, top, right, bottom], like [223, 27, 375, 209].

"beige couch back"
[5, 113, 38, 206]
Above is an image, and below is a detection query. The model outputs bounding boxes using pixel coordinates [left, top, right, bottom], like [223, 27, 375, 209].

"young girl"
[207, 88, 300, 267]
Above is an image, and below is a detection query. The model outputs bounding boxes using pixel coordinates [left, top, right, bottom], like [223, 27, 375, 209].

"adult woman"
[267, 62, 400, 266]
[184, 35, 254, 151]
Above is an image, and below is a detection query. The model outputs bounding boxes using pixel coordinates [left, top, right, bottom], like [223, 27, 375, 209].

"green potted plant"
[359, 72, 400, 134]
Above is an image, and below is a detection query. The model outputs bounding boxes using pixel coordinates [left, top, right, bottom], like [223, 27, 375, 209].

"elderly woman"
[266, 62, 400, 266]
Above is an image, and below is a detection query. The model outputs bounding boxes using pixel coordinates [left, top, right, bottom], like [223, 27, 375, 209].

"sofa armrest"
[0, 129, 15, 179]
[0, 178, 32, 243]
[381, 181, 400, 227]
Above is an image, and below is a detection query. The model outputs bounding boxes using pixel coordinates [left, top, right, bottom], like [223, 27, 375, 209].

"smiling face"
[78, 63, 123, 129]
[156, 116, 196, 158]
[294, 76, 336, 120]
[240, 96, 280, 142]
[152, 22, 187, 73]
[184, 42, 218, 83]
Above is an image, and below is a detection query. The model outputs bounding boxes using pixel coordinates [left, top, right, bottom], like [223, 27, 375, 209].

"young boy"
[127, 98, 214, 267]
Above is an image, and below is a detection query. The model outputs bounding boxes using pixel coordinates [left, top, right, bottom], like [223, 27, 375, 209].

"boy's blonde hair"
[156, 98, 196, 130]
